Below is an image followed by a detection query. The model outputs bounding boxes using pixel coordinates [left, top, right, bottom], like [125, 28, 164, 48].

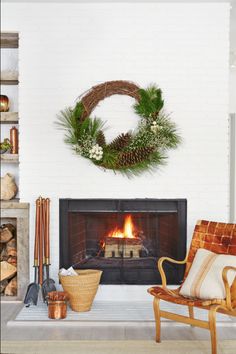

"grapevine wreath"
[57, 80, 181, 177]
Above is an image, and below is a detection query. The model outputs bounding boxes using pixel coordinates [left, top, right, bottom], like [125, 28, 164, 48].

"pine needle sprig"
[56, 103, 106, 156]
[153, 113, 182, 149]
[95, 148, 118, 170]
[134, 85, 164, 118]
[56, 108, 80, 145]
[72, 102, 84, 120]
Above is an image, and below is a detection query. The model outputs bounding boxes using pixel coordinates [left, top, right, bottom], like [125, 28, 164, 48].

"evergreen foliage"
[134, 85, 164, 118]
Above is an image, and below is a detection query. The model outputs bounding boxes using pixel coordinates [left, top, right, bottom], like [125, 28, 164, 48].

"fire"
[108, 215, 136, 239]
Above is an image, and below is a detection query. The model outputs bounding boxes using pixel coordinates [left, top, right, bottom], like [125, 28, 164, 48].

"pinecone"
[96, 131, 106, 147]
[117, 146, 154, 167]
[108, 133, 132, 151]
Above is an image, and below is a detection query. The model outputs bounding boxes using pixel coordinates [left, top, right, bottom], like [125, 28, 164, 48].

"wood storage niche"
[0, 220, 17, 296]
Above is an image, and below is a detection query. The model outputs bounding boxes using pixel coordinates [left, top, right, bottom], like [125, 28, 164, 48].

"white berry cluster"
[89, 144, 103, 161]
[151, 121, 161, 133]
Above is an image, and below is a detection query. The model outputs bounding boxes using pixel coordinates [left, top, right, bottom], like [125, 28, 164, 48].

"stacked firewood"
[104, 237, 143, 258]
[0, 223, 17, 296]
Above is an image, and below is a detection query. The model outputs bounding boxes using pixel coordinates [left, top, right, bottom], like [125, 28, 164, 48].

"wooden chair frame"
[148, 220, 236, 354]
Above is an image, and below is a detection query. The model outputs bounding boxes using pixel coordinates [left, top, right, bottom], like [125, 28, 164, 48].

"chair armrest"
[158, 256, 187, 288]
[222, 266, 236, 311]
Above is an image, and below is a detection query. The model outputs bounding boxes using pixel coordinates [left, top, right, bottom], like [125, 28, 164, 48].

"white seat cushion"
[179, 248, 236, 300]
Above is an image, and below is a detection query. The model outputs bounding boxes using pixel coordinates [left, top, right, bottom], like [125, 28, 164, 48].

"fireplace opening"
[60, 199, 187, 285]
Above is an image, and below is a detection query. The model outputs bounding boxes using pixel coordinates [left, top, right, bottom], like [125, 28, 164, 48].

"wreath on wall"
[57, 80, 181, 177]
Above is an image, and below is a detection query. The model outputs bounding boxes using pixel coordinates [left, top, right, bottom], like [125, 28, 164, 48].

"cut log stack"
[0, 223, 17, 296]
[104, 237, 143, 258]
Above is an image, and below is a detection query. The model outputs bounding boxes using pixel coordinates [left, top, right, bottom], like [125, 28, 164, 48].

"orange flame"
[108, 215, 136, 239]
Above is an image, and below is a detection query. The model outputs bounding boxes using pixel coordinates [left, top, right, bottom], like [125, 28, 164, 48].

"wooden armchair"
[148, 220, 236, 354]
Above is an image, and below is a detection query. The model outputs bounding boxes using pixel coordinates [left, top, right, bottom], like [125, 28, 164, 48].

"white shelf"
[0, 112, 18, 123]
[0, 154, 19, 163]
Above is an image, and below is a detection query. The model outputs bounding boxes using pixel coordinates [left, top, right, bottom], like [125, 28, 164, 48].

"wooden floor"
[1, 303, 236, 341]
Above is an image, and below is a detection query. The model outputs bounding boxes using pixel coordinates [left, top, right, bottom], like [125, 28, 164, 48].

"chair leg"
[188, 306, 194, 326]
[208, 305, 218, 354]
[153, 297, 161, 342]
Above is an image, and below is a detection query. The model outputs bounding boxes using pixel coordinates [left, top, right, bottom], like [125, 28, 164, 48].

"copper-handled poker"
[46, 198, 50, 264]
[35, 198, 40, 269]
[38, 197, 44, 286]
[42, 198, 56, 302]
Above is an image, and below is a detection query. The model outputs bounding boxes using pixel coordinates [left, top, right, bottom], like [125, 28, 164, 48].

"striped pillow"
[179, 248, 236, 300]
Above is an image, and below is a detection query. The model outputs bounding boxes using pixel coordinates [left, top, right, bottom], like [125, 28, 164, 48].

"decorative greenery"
[57, 83, 181, 177]
[0, 138, 11, 153]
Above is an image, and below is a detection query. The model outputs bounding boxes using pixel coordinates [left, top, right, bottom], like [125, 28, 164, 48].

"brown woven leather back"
[186, 220, 236, 270]
[184, 220, 236, 305]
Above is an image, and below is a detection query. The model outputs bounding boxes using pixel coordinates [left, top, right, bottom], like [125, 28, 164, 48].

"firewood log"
[0, 246, 8, 261]
[5, 223, 16, 234]
[4, 276, 17, 296]
[0, 222, 15, 234]
[0, 279, 8, 293]
[104, 237, 143, 258]
[0, 243, 6, 261]
[0, 261, 17, 281]
[7, 256, 17, 266]
[6, 238, 16, 254]
[6, 248, 17, 258]
[0, 224, 14, 243]
[0, 243, 5, 254]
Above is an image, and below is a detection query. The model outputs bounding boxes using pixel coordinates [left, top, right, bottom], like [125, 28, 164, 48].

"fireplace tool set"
[24, 197, 56, 306]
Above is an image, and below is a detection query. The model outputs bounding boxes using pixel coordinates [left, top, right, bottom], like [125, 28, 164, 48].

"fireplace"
[60, 199, 187, 285]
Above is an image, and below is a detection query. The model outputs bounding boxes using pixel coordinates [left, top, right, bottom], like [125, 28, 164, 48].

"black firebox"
[59, 199, 187, 285]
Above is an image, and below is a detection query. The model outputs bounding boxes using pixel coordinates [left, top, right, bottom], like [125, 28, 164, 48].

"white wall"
[2, 2, 230, 299]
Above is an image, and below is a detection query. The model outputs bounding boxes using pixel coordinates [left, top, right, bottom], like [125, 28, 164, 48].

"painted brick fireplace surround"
[2, 2, 230, 300]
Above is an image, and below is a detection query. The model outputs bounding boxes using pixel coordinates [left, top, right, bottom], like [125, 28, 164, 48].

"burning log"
[103, 214, 143, 258]
[104, 237, 143, 258]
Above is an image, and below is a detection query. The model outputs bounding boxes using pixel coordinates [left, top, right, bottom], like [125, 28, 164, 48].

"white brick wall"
[2, 2, 230, 299]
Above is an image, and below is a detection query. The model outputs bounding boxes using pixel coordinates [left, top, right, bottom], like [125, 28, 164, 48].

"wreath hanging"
[57, 80, 181, 177]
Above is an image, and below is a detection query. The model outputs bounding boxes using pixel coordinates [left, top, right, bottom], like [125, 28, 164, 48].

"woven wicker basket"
[59, 269, 102, 312]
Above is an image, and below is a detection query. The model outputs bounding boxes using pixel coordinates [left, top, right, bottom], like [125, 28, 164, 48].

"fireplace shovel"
[42, 198, 56, 302]
[24, 199, 40, 306]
